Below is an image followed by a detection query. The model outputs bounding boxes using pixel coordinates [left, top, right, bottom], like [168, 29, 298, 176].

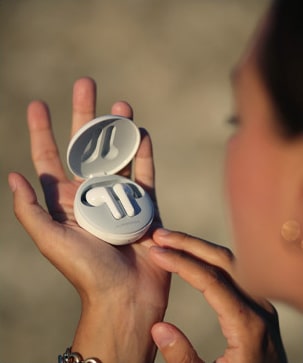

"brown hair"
[258, 0, 303, 137]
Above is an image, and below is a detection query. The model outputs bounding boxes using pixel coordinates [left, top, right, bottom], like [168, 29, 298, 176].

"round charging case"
[67, 115, 154, 245]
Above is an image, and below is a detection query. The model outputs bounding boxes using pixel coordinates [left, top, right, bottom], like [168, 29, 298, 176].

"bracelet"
[58, 347, 101, 363]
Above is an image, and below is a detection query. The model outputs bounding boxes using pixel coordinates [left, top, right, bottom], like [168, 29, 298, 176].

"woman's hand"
[8, 77, 170, 363]
[149, 229, 288, 363]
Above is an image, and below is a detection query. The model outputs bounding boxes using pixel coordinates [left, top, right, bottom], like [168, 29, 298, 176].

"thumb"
[8, 172, 61, 254]
[151, 322, 205, 363]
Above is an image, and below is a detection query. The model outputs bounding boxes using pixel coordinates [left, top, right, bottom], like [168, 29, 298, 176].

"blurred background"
[1, 0, 302, 362]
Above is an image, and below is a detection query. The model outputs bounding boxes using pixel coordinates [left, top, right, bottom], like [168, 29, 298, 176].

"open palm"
[9, 77, 170, 321]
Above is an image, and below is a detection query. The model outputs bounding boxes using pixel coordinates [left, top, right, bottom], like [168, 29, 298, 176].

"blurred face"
[225, 12, 303, 305]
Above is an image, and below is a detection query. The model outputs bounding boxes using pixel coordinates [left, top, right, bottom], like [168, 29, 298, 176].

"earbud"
[86, 186, 123, 219]
[113, 183, 137, 217]
[85, 183, 140, 219]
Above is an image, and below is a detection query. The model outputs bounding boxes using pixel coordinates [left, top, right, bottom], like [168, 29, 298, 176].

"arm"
[149, 229, 288, 363]
[8, 77, 170, 363]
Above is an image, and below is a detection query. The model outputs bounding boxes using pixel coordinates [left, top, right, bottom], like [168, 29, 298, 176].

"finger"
[27, 100, 67, 182]
[111, 100, 133, 120]
[153, 229, 235, 276]
[149, 245, 255, 326]
[151, 322, 205, 363]
[8, 172, 64, 256]
[134, 129, 161, 228]
[134, 129, 155, 193]
[111, 100, 134, 178]
[71, 77, 97, 137]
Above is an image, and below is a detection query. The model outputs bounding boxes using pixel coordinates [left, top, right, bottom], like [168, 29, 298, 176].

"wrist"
[72, 295, 165, 363]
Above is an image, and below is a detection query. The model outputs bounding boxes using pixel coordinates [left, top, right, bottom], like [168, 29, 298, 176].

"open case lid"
[67, 115, 140, 178]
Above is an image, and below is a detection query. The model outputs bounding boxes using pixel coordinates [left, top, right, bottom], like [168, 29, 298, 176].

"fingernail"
[153, 325, 176, 348]
[155, 228, 171, 237]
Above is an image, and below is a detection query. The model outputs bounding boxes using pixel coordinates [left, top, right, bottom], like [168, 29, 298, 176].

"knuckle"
[13, 204, 22, 221]
[13, 200, 25, 222]
[219, 246, 234, 262]
[33, 148, 58, 163]
[214, 245, 235, 273]
[179, 232, 194, 245]
[179, 348, 199, 363]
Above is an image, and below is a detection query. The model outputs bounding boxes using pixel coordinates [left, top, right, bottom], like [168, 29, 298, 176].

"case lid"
[67, 115, 140, 178]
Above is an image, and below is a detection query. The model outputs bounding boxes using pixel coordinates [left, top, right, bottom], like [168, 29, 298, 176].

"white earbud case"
[67, 115, 154, 245]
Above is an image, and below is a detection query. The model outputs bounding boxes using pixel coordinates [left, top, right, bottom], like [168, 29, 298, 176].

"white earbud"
[113, 183, 137, 217]
[86, 186, 123, 219]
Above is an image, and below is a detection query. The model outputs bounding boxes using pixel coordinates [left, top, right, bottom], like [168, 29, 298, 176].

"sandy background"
[1, 0, 302, 362]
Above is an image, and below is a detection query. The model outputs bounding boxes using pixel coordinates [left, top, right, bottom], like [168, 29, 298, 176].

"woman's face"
[225, 13, 303, 305]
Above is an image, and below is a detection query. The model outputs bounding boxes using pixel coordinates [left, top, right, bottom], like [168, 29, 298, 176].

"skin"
[8, 4, 298, 363]
[8, 77, 170, 363]
[226, 59, 303, 308]
[149, 5, 303, 363]
[225, 5, 303, 308]
[9, 74, 288, 363]
[150, 230, 287, 363]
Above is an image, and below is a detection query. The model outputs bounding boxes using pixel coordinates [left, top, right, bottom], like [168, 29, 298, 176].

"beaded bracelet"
[58, 347, 101, 363]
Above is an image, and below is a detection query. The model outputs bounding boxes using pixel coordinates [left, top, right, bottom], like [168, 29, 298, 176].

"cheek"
[225, 137, 256, 246]
[225, 136, 263, 232]
[225, 135, 282, 289]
